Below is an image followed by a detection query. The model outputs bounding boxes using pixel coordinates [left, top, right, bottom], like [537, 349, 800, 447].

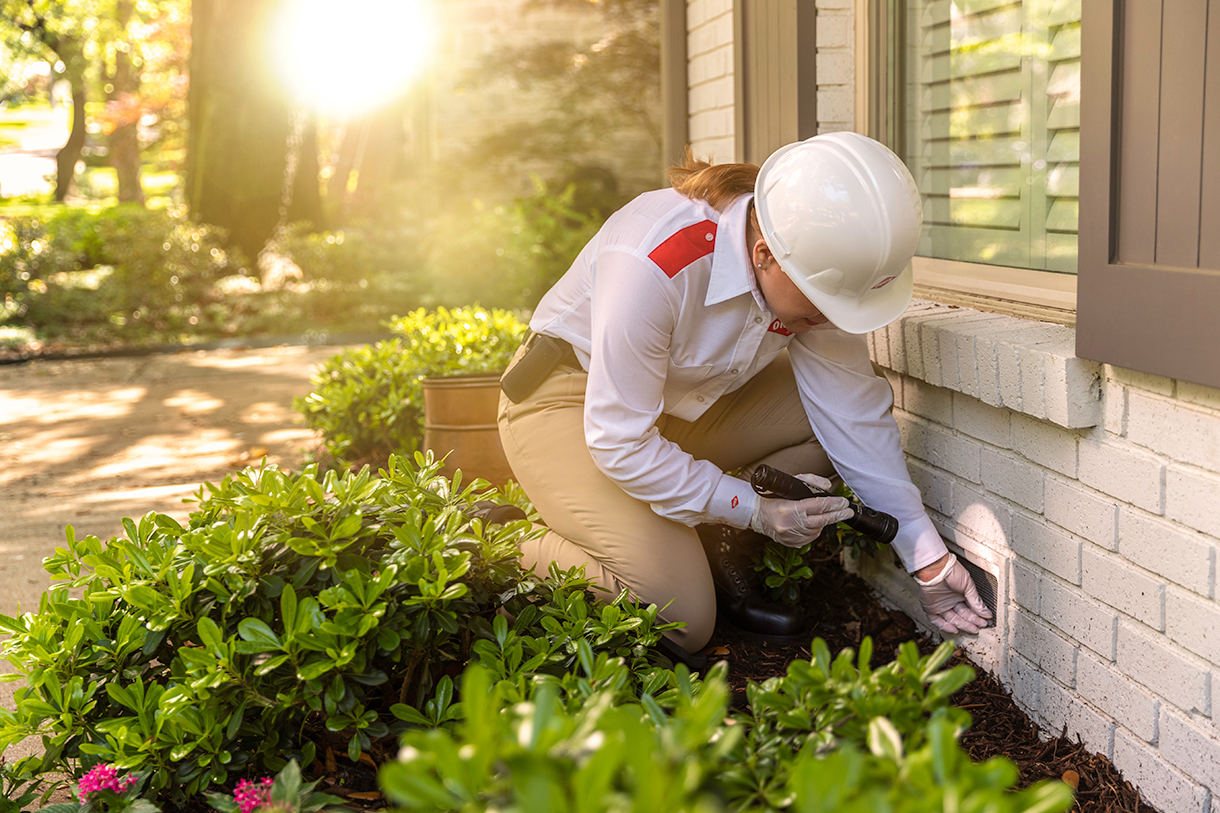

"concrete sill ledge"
[870, 300, 1103, 429]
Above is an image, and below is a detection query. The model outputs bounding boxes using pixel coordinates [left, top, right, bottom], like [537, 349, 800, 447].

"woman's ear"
[752, 238, 774, 270]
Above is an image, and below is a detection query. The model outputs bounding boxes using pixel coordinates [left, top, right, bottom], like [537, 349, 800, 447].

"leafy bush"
[380, 640, 1075, 813]
[280, 222, 427, 324]
[295, 306, 528, 469]
[0, 204, 242, 337]
[0, 454, 674, 807]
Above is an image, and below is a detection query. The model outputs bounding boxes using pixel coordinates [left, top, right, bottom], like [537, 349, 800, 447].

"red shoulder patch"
[648, 220, 717, 279]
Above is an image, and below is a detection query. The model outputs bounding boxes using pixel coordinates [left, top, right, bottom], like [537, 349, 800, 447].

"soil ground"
[1, 346, 1156, 811]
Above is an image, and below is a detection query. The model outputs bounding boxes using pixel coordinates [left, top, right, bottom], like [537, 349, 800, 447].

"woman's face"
[751, 242, 830, 334]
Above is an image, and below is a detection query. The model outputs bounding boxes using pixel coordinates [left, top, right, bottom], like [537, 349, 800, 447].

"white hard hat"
[754, 132, 922, 334]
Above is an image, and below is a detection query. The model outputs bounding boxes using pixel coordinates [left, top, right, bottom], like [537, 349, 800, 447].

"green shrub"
[0, 454, 674, 807]
[380, 641, 1076, 813]
[0, 205, 242, 335]
[280, 223, 427, 325]
[295, 306, 528, 469]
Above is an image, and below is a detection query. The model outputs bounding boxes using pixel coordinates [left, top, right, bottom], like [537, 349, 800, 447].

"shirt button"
[697, 395, 706, 403]
[705, 232, 714, 241]
[754, 317, 763, 324]
[730, 368, 739, 375]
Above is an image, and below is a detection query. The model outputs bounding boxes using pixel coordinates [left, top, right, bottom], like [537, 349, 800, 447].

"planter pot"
[422, 373, 514, 485]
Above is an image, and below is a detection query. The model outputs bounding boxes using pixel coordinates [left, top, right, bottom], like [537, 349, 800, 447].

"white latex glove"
[915, 553, 994, 634]
[749, 473, 854, 548]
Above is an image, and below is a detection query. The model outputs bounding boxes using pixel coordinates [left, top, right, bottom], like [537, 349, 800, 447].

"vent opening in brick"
[957, 555, 998, 617]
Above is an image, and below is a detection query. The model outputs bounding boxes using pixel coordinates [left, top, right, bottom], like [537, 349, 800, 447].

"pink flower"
[77, 764, 138, 798]
[233, 776, 275, 813]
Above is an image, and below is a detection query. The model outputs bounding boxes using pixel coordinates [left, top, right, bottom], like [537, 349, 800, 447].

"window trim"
[856, 0, 1080, 321]
[913, 258, 1078, 326]
[659, 0, 689, 169]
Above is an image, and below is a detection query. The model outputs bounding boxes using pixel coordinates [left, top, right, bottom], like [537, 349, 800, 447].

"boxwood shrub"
[294, 306, 528, 469]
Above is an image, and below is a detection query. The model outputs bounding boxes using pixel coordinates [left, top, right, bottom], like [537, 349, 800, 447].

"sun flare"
[272, 0, 436, 119]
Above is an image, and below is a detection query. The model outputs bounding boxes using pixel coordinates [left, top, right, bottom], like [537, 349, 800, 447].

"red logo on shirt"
[648, 221, 717, 279]
[767, 319, 792, 336]
[731, 496, 739, 509]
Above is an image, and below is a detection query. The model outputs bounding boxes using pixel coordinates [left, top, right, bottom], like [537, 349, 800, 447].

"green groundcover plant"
[294, 306, 528, 469]
[0, 454, 673, 808]
[381, 640, 1075, 813]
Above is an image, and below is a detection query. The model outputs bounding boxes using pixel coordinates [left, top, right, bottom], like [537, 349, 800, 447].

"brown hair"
[665, 146, 760, 211]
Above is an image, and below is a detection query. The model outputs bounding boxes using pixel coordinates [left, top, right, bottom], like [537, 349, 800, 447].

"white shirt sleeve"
[581, 248, 757, 529]
[788, 328, 948, 572]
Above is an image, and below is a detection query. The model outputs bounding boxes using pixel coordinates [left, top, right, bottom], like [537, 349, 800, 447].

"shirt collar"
[705, 193, 764, 308]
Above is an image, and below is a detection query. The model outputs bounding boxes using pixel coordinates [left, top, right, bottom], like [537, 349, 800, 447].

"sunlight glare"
[273, 0, 436, 118]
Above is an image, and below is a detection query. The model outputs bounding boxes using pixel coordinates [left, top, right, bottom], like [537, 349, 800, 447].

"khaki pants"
[497, 349, 834, 651]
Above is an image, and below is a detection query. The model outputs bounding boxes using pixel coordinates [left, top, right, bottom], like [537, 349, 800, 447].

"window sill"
[870, 300, 1103, 429]
[912, 257, 1077, 327]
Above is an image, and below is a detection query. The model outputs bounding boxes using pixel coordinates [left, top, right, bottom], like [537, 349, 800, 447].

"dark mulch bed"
[706, 554, 1157, 813]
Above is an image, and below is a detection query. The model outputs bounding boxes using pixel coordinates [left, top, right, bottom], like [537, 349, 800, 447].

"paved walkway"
[0, 344, 344, 765]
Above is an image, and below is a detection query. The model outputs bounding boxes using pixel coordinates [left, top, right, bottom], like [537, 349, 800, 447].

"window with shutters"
[903, 0, 1081, 272]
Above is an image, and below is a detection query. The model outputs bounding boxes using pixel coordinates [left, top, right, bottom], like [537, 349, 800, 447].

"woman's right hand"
[749, 484, 854, 548]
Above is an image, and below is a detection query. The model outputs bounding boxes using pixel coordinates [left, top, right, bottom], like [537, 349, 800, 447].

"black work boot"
[696, 523, 811, 642]
[466, 500, 528, 525]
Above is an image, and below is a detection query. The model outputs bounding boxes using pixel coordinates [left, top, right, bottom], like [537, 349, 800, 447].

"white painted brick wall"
[685, 0, 735, 161]
[1044, 476, 1116, 549]
[1112, 729, 1211, 813]
[1115, 620, 1209, 717]
[1117, 508, 1215, 598]
[1166, 464, 1220, 539]
[1082, 546, 1164, 630]
[859, 298, 1220, 809]
[1077, 649, 1159, 742]
[815, 0, 853, 133]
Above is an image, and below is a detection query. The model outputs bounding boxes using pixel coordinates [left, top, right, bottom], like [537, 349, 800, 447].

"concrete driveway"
[0, 343, 344, 766]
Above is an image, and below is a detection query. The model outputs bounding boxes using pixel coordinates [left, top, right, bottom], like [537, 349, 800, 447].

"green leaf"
[867, 717, 904, 763]
[237, 618, 282, 650]
[197, 616, 225, 651]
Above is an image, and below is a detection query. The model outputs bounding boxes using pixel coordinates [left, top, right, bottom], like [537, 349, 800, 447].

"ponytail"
[665, 146, 759, 211]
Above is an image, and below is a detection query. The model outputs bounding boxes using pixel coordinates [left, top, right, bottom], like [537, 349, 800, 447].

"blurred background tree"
[0, 0, 665, 354]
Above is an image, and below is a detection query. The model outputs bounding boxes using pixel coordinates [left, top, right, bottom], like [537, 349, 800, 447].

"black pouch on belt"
[501, 332, 571, 404]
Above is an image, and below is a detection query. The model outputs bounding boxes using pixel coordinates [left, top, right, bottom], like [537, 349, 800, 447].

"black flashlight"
[750, 464, 899, 545]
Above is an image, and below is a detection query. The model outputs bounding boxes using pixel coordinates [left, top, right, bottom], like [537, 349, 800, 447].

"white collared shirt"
[529, 188, 947, 572]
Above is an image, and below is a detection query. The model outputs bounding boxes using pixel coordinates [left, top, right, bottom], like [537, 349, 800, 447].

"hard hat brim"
[784, 259, 915, 335]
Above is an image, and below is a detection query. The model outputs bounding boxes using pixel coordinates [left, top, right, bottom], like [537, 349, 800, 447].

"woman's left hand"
[914, 553, 993, 634]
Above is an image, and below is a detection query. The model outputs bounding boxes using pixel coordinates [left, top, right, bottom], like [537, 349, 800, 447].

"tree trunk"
[186, 0, 322, 261]
[288, 112, 324, 229]
[54, 43, 87, 203]
[109, 0, 144, 204]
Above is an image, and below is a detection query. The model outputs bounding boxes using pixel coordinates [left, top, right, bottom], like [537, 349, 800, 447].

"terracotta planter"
[422, 373, 514, 484]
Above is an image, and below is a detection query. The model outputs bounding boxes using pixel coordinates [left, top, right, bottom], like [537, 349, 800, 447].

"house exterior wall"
[685, 0, 736, 161]
[857, 301, 1220, 813]
[680, 3, 1220, 810]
